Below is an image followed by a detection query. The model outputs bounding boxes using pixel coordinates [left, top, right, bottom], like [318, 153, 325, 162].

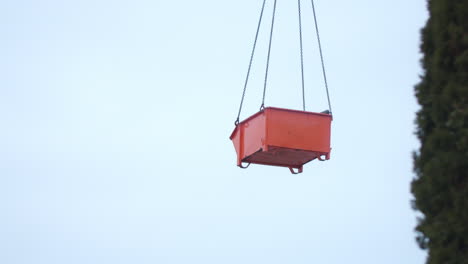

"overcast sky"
[1, 0, 428, 263]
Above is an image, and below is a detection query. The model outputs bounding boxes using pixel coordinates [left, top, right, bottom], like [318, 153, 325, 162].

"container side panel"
[242, 112, 265, 159]
[266, 108, 331, 152]
[231, 127, 241, 157]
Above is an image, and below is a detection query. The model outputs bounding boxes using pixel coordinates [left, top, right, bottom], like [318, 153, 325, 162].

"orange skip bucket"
[230, 107, 332, 174]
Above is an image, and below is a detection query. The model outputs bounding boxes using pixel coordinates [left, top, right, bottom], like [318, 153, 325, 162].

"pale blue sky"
[1, 0, 427, 263]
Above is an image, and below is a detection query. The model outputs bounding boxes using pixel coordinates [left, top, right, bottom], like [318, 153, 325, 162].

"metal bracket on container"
[239, 162, 251, 169]
[289, 166, 303, 174]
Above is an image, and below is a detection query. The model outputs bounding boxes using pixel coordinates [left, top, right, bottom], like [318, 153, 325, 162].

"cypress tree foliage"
[412, 0, 468, 263]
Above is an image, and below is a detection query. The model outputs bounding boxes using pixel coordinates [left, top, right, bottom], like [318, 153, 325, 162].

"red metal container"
[230, 107, 332, 173]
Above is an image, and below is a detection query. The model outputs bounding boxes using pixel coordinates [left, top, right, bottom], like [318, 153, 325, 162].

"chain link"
[235, 0, 268, 125]
[260, 0, 278, 110]
[311, 0, 333, 115]
[298, 0, 306, 111]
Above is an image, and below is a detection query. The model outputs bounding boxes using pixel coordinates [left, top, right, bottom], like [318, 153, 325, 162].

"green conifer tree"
[412, 0, 468, 263]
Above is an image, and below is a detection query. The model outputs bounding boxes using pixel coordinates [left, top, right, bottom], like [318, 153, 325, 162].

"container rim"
[229, 107, 332, 139]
